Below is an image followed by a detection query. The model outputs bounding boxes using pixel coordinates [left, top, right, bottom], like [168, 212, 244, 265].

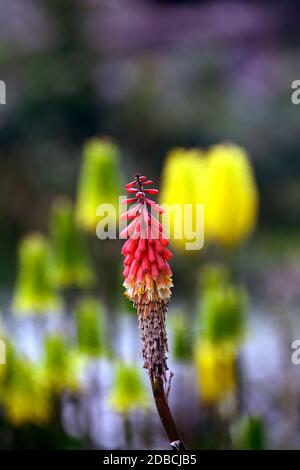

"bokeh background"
[1, 0, 300, 450]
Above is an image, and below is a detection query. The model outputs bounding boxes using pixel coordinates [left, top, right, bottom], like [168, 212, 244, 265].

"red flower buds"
[121, 174, 173, 305]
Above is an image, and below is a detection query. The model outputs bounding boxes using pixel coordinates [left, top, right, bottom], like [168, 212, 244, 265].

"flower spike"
[122, 174, 173, 352]
[121, 173, 185, 450]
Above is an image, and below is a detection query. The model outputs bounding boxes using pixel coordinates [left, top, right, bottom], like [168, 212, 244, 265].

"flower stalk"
[121, 174, 185, 450]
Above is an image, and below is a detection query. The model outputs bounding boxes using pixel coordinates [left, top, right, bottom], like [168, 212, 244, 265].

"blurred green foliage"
[109, 363, 149, 415]
[231, 415, 265, 450]
[75, 297, 107, 357]
[199, 265, 246, 346]
[171, 312, 192, 361]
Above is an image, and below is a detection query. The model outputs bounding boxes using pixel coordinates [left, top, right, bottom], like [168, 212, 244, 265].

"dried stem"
[137, 301, 186, 450]
[150, 376, 186, 450]
[165, 371, 174, 401]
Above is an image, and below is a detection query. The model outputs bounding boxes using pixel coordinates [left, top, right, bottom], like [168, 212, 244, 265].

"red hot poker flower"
[121, 174, 173, 381]
[120, 174, 185, 450]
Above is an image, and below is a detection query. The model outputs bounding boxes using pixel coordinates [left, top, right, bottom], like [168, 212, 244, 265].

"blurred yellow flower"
[13, 233, 60, 315]
[194, 341, 236, 405]
[160, 148, 207, 250]
[204, 143, 258, 248]
[1, 356, 52, 427]
[76, 137, 122, 232]
[160, 143, 258, 252]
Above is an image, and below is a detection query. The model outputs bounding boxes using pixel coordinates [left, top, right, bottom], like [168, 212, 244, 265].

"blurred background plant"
[48, 197, 95, 291]
[171, 312, 193, 362]
[204, 143, 258, 250]
[194, 266, 246, 417]
[230, 415, 266, 450]
[109, 362, 150, 449]
[109, 362, 149, 415]
[43, 334, 84, 394]
[75, 137, 123, 310]
[13, 233, 60, 315]
[0, 0, 299, 450]
[75, 297, 107, 358]
[75, 138, 122, 233]
[160, 148, 207, 250]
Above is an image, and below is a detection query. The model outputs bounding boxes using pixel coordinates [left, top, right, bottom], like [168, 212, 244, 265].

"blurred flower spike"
[76, 137, 122, 232]
[43, 334, 85, 394]
[195, 341, 236, 405]
[205, 143, 258, 248]
[109, 363, 149, 414]
[160, 142, 258, 251]
[200, 265, 247, 346]
[49, 196, 95, 289]
[13, 233, 60, 315]
[0, 345, 52, 427]
[160, 148, 206, 251]
[194, 265, 247, 406]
